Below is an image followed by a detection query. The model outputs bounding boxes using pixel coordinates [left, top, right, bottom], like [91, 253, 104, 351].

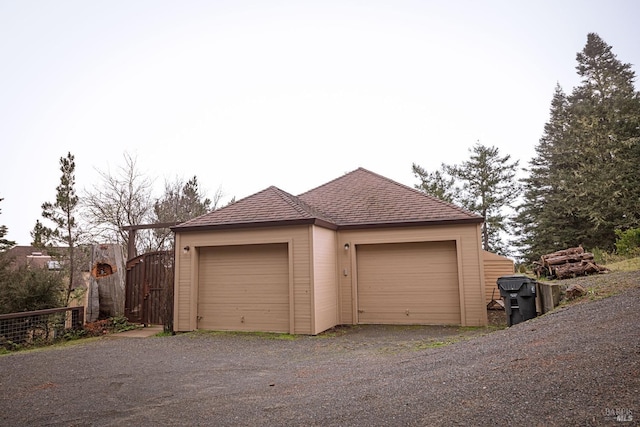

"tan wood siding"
[483, 251, 514, 303]
[338, 223, 486, 327]
[174, 226, 312, 334]
[174, 222, 488, 333]
[174, 234, 196, 331]
[198, 243, 289, 333]
[356, 241, 460, 325]
[291, 233, 312, 334]
[311, 226, 339, 334]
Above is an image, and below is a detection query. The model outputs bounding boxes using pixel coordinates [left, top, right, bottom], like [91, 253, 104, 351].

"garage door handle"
[358, 309, 364, 313]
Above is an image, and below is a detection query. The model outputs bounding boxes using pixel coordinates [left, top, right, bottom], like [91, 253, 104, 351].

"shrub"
[0, 263, 64, 314]
[110, 315, 137, 333]
[590, 247, 624, 265]
[615, 228, 640, 257]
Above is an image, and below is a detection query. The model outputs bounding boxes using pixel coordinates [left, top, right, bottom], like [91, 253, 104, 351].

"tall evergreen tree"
[150, 176, 217, 251]
[449, 143, 519, 253]
[516, 33, 640, 261]
[412, 163, 459, 204]
[414, 143, 520, 254]
[0, 198, 15, 252]
[515, 85, 581, 261]
[38, 152, 82, 305]
[30, 219, 48, 248]
[570, 33, 640, 242]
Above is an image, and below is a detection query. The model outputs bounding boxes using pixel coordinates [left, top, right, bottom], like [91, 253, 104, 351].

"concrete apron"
[110, 325, 164, 338]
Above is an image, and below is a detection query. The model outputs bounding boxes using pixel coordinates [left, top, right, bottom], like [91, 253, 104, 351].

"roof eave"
[172, 218, 338, 233]
[335, 217, 484, 230]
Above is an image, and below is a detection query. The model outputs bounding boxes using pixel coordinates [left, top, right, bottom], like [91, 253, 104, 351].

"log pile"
[533, 246, 608, 279]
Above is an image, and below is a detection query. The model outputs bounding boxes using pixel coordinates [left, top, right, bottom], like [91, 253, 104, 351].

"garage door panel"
[198, 243, 289, 332]
[357, 241, 460, 325]
[198, 303, 289, 332]
[202, 286, 288, 303]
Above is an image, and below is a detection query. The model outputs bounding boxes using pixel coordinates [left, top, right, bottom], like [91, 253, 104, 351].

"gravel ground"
[0, 281, 638, 426]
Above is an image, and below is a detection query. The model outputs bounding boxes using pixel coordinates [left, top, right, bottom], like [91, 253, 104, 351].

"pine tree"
[150, 176, 215, 251]
[515, 85, 580, 261]
[516, 33, 640, 260]
[567, 33, 640, 248]
[0, 198, 15, 251]
[450, 143, 519, 253]
[414, 143, 520, 254]
[38, 152, 82, 305]
[411, 163, 459, 204]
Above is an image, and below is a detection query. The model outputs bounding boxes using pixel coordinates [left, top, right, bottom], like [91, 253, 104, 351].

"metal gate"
[125, 251, 174, 329]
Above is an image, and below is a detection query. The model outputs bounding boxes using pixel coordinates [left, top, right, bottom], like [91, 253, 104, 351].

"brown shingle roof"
[175, 186, 336, 231]
[173, 168, 482, 232]
[299, 168, 481, 228]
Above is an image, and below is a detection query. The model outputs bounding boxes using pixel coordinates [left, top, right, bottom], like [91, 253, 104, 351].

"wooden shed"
[483, 250, 515, 304]
[172, 168, 488, 335]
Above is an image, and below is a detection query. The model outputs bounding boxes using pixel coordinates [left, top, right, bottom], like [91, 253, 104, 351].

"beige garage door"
[356, 241, 460, 325]
[198, 243, 289, 333]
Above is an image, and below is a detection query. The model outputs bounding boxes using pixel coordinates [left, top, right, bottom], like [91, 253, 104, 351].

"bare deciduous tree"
[82, 152, 153, 258]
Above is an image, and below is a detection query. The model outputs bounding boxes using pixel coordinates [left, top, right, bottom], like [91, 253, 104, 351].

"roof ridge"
[359, 168, 480, 218]
[298, 167, 365, 197]
[270, 186, 336, 223]
[303, 167, 479, 219]
[268, 186, 310, 217]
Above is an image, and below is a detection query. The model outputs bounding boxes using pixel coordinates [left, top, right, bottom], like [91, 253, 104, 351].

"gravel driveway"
[1, 286, 638, 426]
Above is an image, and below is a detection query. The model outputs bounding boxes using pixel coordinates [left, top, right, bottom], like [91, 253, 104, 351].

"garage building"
[172, 168, 487, 335]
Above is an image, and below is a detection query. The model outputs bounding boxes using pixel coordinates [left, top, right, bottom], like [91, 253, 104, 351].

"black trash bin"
[497, 275, 537, 326]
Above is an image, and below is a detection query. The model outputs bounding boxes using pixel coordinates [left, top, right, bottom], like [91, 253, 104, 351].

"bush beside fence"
[0, 306, 84, 350]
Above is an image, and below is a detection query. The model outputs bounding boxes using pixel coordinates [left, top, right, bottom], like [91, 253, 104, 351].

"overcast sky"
[1, 0, 639, 246]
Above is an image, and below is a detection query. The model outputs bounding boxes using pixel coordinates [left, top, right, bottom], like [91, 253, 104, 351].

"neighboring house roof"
[4, 246, 58, 269]
[173, 167, 483, 232]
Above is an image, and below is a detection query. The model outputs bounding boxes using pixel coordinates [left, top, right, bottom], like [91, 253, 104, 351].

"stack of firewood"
[533, 246, 608, 279]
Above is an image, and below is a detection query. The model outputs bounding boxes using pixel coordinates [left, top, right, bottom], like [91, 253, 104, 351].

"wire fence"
[0, 306, 84, 349]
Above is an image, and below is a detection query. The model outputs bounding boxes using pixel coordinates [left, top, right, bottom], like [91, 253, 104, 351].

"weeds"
[413, 340, 452, 350]
[606, 257, 640, 272]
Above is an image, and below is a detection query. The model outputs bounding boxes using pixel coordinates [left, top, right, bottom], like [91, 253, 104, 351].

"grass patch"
[0, 336, 103, 357]
[461, 324, 507, 334]
[410, 326, 503, 352]
[413, 340, 452, 350]
[605, 257, 640, 272]
[457, 325, 500, 333]
[315, 325, 359, 338]
[0, 315, 140, 354]
[153, 331, 175, 337]
[554, 269, 640, 309]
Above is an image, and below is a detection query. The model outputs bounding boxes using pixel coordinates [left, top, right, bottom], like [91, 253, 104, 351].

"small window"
[47, 260, 62, 270]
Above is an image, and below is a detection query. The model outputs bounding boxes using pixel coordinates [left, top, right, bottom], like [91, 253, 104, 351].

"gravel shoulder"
[1, 273, 638, 426]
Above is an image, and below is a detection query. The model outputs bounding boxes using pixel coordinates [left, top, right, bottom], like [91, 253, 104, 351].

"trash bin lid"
[497, 275, 534, 292]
